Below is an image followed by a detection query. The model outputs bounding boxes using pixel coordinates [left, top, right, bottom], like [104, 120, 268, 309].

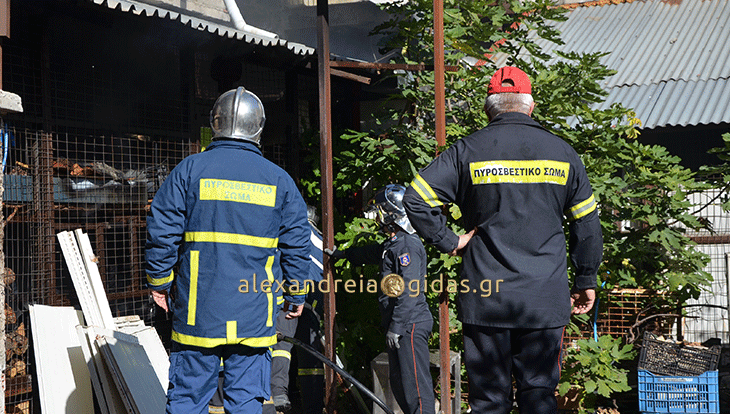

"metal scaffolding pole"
[433, 1, 451, 413]
[316, 1, 337, 413]
[317, 1, 451, 413]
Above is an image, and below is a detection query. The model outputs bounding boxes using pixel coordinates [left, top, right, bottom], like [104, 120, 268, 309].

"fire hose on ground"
[277, 333, 395, 414]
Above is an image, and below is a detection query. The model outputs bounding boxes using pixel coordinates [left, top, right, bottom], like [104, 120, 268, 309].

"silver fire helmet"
[307, 204, 320, 227]
[210, 86, 266, 144]
[364, 184, 416, 234]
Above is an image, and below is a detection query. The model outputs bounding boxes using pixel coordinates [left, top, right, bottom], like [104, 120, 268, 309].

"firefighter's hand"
[386, 331, 401, 350]
[450, 228, 476, 257]
[151, 290, 169, 312]
[570, 288, 596, 314]
[324, 246, 346, 259]
[284, 301, 304, 319]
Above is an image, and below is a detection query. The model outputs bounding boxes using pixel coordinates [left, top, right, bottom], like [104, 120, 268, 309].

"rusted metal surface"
[317, 1, 337, 412]
[330, 60, 459, 72]
[690, 235, 730, 244]
[37, 133, 56, 305]
[330, 68, 371, 84]
[0, 0, 9, 40]
[433, 0, 450, 412]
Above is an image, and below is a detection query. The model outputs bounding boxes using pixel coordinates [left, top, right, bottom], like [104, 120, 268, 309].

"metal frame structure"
[317, 1, 452, 412]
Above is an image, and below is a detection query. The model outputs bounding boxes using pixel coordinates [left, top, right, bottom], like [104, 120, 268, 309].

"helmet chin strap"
[380, 222, 400, 235]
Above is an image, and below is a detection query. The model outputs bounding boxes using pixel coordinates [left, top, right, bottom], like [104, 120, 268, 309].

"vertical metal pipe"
[434, 0, 446, 150]
[434, 1, 451, 413]
[439, 292, 451, 414]
[317, 1, 337, 412]
[0, 122, 5, 414]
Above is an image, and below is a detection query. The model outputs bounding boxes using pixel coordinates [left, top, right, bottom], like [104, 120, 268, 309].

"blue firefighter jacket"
[403, 112, 603, 329]
[145, 139, 311, 348]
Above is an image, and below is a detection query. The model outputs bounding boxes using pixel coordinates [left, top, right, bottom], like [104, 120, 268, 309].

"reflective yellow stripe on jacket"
[169, 231, 280, 348]
[410, 174, 443, 208]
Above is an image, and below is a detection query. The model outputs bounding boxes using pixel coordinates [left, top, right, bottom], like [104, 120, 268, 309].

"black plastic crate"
[638, 332, 721, 377]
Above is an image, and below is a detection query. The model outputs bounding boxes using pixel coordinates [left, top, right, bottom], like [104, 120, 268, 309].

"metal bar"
[329, 60, 459, 72]
[130, 217, 140, 293]
[317, 1, 337, 413]
[330, 68, 371, 84]
[38, 133, 55, 304]
[0, 121, 5, 412]
[690, 235, 730, 244]
[439, 294, 451, 414]
[434, 0, 446, 150]
[434, 1, 450, 413]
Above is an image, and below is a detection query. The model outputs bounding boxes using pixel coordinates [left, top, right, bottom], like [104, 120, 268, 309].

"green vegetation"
[301, 1, 722, 411]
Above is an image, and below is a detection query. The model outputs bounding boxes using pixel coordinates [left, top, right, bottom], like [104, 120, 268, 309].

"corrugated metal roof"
[513, 0, 730, 129]
[597, 78, 730, 128]
[539, 0, 730, 89]
[89, 0, 315, 56]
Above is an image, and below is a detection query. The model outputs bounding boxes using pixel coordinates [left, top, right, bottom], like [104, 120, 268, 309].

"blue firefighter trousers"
[166, 342, 271, 414]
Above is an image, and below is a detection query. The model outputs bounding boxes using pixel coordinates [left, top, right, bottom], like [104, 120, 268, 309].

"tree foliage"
[300, 0, 719, 409]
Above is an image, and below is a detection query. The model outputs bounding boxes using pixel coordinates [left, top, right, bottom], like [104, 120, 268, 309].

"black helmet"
[364, 184, 415, 234]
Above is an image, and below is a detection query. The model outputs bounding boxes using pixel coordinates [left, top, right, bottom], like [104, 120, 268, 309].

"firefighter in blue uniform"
[146, 86, 310, 414]
[328, 184, 435, 414]
[403, 66, 603, 413]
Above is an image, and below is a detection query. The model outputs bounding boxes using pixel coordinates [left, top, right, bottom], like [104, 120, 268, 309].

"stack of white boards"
[28, 229, 169, 414]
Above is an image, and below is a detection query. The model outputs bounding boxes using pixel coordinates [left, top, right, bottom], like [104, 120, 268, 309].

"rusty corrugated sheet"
[89, 0, 315, 56]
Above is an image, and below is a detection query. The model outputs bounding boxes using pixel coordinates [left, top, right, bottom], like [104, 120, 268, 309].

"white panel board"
[29, 305, 94, 414]
[57, 230, 115, 329]
[75, 229, 116, 328]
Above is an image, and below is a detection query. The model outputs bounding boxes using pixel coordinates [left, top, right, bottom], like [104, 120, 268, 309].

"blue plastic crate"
[638, 369, 719, 413]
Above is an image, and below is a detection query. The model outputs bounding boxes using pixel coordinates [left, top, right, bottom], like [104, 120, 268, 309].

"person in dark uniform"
[402, 66, 603, 414]
[269, 304, 299, 412]
[146, 86, 309, 414]
[292, 205, 326, 414]
[263, 205, 325, 414]
[328, 184, 435, 414]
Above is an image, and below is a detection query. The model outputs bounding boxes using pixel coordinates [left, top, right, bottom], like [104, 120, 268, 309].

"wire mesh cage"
[562, 288, 675, 348]
[2, 126, 194, 409]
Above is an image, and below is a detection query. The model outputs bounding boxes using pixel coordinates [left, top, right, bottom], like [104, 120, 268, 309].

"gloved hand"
[386, 331, 401, 350]
[324, 246, 346, 259]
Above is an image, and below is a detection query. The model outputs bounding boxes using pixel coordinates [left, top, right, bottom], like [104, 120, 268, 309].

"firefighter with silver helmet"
[146, 86, 311, 414]
[327, 184, 436, 414]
